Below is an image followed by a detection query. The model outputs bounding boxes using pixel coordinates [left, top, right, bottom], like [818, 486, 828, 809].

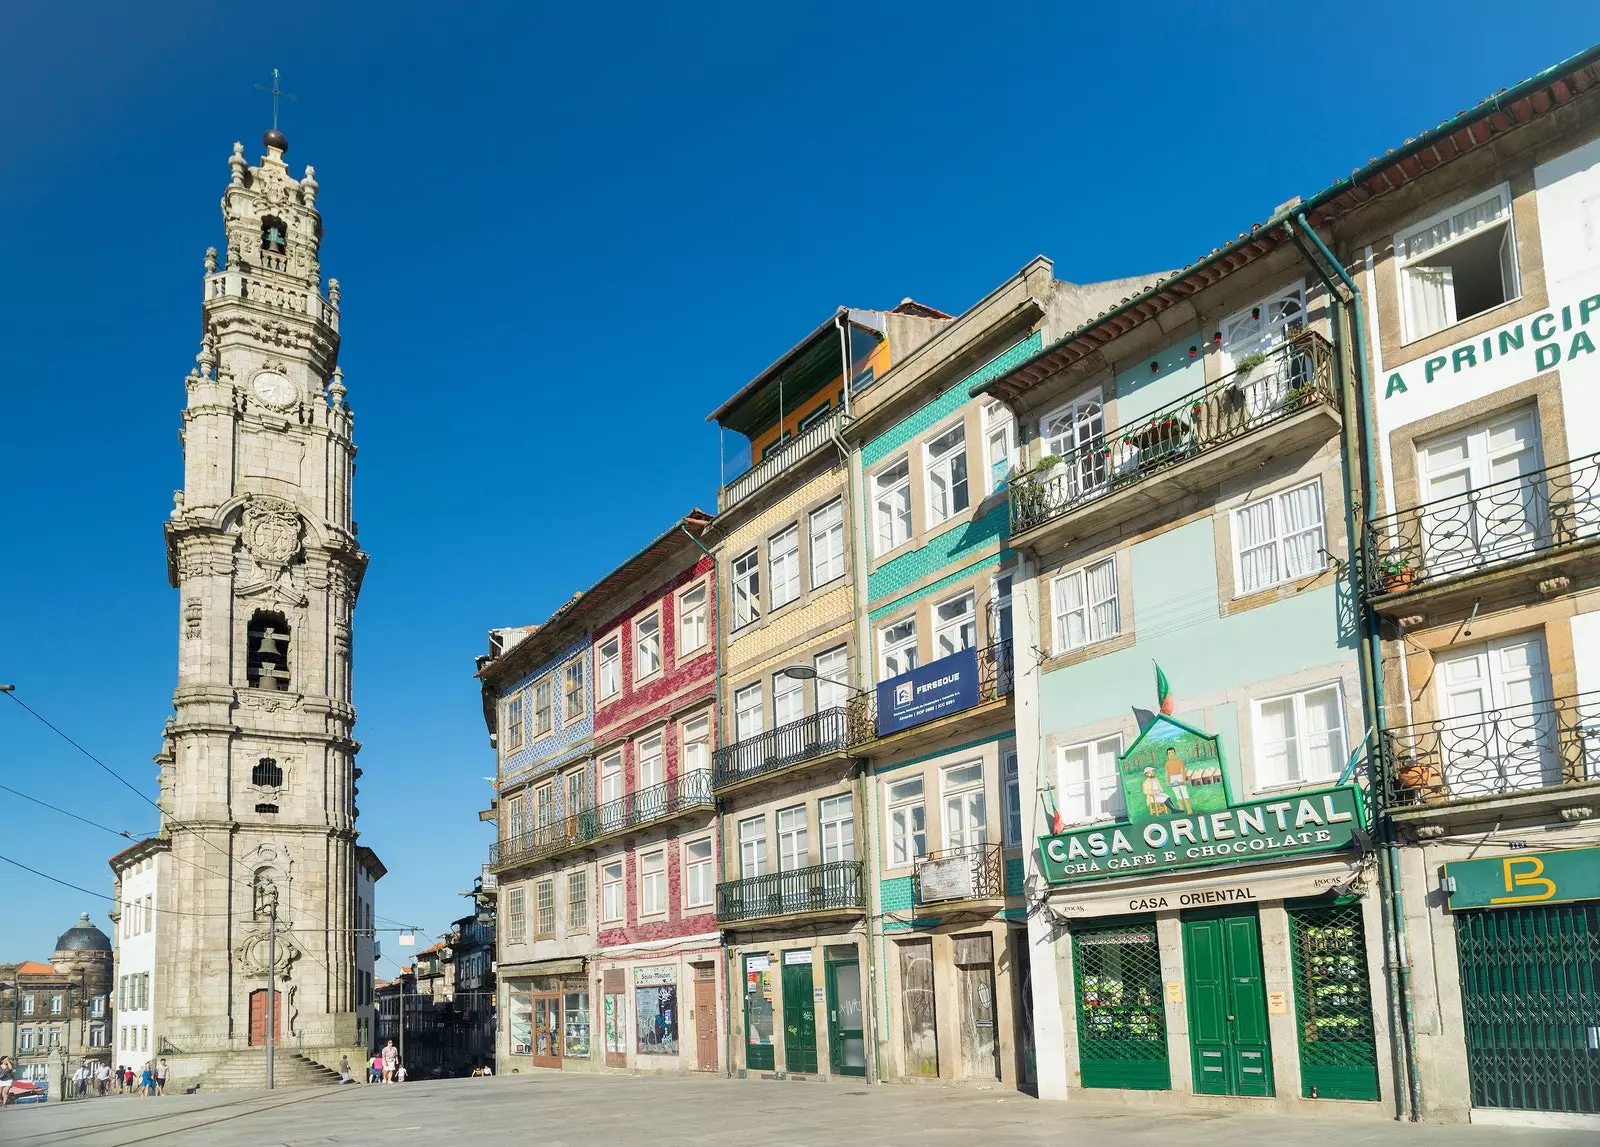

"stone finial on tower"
[328, 367, 346, 408]
[229, 142, 247, 187]
[301, 166, 318, 208]
[196, 339, 217, 376]
[328, 278, 341, 306]
[204, 246, 218, 274]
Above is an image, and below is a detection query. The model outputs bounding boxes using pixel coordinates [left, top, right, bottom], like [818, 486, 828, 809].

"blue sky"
[0, 2, 1593, 962]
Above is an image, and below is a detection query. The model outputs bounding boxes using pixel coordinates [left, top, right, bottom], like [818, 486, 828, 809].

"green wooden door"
[825, 958, 867, 1077]
[743, 954, 775, 1072]
[1183, 910, 1274, 1097]
[782, 957, 818, 1074]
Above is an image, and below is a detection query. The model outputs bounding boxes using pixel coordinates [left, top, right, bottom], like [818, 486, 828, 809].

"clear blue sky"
[1, 2, 1593, 962]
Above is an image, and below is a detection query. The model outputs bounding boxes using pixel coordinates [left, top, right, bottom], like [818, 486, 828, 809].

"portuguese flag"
[1155, 663, 1174, 715]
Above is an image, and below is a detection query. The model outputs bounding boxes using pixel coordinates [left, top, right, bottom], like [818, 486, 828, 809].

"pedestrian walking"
[155, 1060, 168, 1096]
[124, 1066, 135, 1094]
[0, 1055, 14, 1107]
[369, 1051, 381, 1083]
[381, 1039, 398, 1083]
[395, 1062, 407, 1083]
[96, 1062, 110, 1095]
[140, 1062, 153, 1097]
[338, 1054, 350, 1085]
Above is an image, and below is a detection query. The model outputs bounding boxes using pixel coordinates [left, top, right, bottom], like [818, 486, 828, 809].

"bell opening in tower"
[247, 610, 292, 691]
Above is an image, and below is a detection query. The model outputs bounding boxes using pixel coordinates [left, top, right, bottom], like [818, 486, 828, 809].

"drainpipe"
[1288, 213, 1422, 1122]
[678, 521, 733, 1075]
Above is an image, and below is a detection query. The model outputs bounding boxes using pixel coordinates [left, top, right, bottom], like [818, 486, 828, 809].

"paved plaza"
[1, 1074, 1594, 1147]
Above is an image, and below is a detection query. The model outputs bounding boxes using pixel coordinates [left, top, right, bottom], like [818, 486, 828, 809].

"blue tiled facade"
[496, 634, 594, 795]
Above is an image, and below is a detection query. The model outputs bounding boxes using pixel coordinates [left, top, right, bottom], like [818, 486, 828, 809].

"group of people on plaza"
[0, 1055, 167, 1105]
[339, 1040, 407, 1084]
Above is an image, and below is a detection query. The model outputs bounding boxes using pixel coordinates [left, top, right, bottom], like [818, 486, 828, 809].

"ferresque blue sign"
[876, 646, 980, 736]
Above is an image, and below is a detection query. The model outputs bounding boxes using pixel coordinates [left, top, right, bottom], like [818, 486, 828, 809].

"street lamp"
[778, 664, 863, 712]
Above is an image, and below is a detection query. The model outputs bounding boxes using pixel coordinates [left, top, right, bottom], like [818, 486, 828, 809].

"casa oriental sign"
[1038, 712, 1366, 885]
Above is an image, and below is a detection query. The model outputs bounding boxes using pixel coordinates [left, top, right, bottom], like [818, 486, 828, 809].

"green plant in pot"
[1377, 553, 1416, 590]
[1232, 351, 1269, 382]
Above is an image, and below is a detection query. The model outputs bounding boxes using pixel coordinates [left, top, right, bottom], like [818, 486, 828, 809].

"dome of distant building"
[53, 912, 112, 953]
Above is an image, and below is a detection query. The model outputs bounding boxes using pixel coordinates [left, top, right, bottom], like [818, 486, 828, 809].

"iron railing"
[489, 769, 713, 869]
[711, 707, 853, 790]
[1009, 333, 1337, 536]
[718, 409, 845, 512]
[715, 860, 866, 923]
[1365, 451, 1600, 598]
[845, 638, 1015, 740]
[1378, 692, 1600, 808]
[912, 842, 1003, 905]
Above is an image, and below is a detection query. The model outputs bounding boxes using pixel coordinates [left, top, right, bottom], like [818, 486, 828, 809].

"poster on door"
[604, 992, 626, 1055]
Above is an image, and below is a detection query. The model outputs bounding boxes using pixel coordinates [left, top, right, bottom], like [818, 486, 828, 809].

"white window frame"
[879, 616, 918, 681]
[680, 712, 711, 777]
[1002, 748, 1021, 847]
[533, 675, 555, 737]
[567, 869, 588, 930]
[1040, 392, 1104, 460]
[738, 814, 768, 878]
[505, 886, 527, 944]
[638, 848, 667, 918]
[677, 581, 709, 656]
[731, 548, 762, 629]
[768, 524, 801, 609]
[1252, 682, 1349, 790]
[940, 760, 987, 851]
[777, 804, 808, 871]
[562, 658, 585, 723]
[1057, 734, 1125, 825]
[809, 499, 846, 588]
[597, 634, 621, 700]
[1051, 557, 1120, 654]
[1394, 182, 1521, 344]
[773, 669, 806, 728]
[683, 836, 715, 910]
[734, 682, 764, 742]
[634, 608, 663, 682]
[1231, 478, 1327, 596]
[814, 645, 849, 712]
[933, 590, 977, 659]
[983, 399, 1017, 494]
[502, 691, 525, 752]
[534, 878, 556, 938]
[872, 458, 913, 555]
[635, 732, 665, 792]
[924, 420, 971, 527]
[600, 859, 625, 923]
[819, 792, 855, 863]
[885, 776, 927, 868]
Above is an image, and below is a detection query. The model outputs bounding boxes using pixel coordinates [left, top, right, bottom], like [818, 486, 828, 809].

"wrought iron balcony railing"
[845, 638, 1015, 741]
[712, 706, 855, 790]
[913, 843, 1004, 905]
[715, 860, 866, 923]
[718, 409, 845, 513]
[1009, 333, 1336, 537]
[488, 769, 713, 870]
[1378, 692, 1600, 808]
[1365, 451, 1600, 598]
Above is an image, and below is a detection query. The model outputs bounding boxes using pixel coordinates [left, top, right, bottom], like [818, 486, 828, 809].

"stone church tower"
[154, 125, 374, 1071]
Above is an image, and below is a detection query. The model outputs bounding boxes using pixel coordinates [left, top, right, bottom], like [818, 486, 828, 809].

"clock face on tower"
[251, 372, 296, 408]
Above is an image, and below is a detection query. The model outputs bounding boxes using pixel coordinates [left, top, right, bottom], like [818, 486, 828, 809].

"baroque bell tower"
[157, 124, 370, 1062]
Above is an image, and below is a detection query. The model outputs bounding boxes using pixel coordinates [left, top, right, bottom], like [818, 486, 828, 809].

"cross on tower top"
[254, 68, 297, 132]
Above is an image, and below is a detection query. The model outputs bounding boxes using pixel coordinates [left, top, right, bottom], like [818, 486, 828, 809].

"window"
[1003, 749, 1021, 847]
[598, 636, 621, 699]
[798, 401, 832, 433]
[505, 886, 526, 943]
[991, 573, 1013, 646]
[1051, 558, 1119, 653]
[534, 677, 555, 737]
[873, 459, 912, 554]
[254, 802, 279, 814]
[678, 583, 708, 654]
[1418, 409, 1543, 573]
[738, 815, 767, 878]
[535, 880, 555, 937]
[1436, 633, 1555, 792]
[246, 610, 292, 691]
[1396, 185, 1520, 342]
[879, 617, 918, 680]
[777, 805, 808, 871]
[141, 1026, 148, 1051]
[942, 761, 987, 850]
[685, 838, 714, 908]
[809, 500, 845, 587]
[601, 860, 625, 923]
[19, 1029, 32, 1052]
[983, 400, 1017, 493]
[635, 611, 662, 679]
[815, 646, 849, 712]
[639, 849, 667, 916]
[933, 591, 977, 658]
[681, 714, 710, 776]
[886, 777, 927, 866]
[503, 692, 525, 751]
[1041, 395, 1105, 459]
[563, 659, 585, 723]
[732, 549, 761, 628]
[769, 525, 800, 609]
[636, 733, 664, 792]
[820, 793, 854, 863]
[143, 895, 152, 931]
[252, 756, 283, 787]
[535, 782, 556, 829]
[565, 767, 586, 816]
[1058, 735, 1125, 823]
[50, 993, 62, 1014]
[503, 793, 527, 841]
[599, 752, 623, 828]
[925, 422, 970, 526]
[734, 683, 764, 742]
[773, 670, 805, 727]
[91, 995, 105, 1018]
[1255, 685, 1348, 788]
[1234, 479, 1326, 594]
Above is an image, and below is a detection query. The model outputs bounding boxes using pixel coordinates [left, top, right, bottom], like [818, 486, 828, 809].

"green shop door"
[1071, 920, 1171, 1090]
[781, 952, 818, 1074]
[1183, 909, 1274, 1097]
[825, 956, 867, 1077]
[743, 954, 775, 1072]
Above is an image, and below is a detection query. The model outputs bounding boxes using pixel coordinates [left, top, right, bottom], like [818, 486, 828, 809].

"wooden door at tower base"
[247, 988, 281, 1047]
[693, 964, 718, 1072]
[1183, 909, 1273, 1097]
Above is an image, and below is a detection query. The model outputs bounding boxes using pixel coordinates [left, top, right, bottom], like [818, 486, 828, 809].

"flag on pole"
[1154, 663, 1174, 715]
[1041, 780, 1066, 835]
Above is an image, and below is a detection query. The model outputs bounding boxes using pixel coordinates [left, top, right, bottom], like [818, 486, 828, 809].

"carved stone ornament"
[1539, 577, 1572, 596]
[235, 928, 300, 981]
[1410, 823, 1447, 842]
[1558, 805, 1595, 822]
[241, 495, 303, 569]
[237, 690, 299, 713]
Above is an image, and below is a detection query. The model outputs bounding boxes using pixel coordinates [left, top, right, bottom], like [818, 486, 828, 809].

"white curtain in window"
[1086, 559, 1118, 639]
[1300, 688, 1344, 780]
[1279, 483, 1324, 579]
[1236, 499, 1278, 592]
[1052, 573, 1086, 650]
[1405, 264, 1455, 340]
[1257, 696, 1295, 785]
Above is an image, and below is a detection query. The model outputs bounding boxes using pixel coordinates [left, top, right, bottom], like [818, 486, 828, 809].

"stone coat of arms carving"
[242, 495, 303, 569]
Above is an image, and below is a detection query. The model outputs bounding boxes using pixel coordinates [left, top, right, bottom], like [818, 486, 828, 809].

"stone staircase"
[186, 1050, 344, 1092]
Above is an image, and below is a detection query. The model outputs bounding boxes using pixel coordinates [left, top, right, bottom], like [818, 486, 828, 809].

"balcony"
[1366, 452, 1600, 611]
[711, 707, 863, 793]
[488, 769, 714, 871]
[1378, 693, 1600, 811]
[716, 860, 866, 925]
[848, 639, 1014, 756]
[718, 409, 844, 513]
[913, 843, 1004, 907]
[1008, 333, 1338, 548]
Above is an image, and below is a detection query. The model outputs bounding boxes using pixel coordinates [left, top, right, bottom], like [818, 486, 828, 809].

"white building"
[110, 839, 168, 1069]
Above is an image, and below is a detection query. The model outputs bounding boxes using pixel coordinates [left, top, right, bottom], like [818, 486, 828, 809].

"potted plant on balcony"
[1231, 351, 1269, 385]
[1391, 752, 1444, 803]
[1377, 553, 1417, 592]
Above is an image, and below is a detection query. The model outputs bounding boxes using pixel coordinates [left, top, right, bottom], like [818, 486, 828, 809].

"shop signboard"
[876, 647, 979, 736]
[1040, 714, 1364, 885]
[1444, 846, 1600, 910]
